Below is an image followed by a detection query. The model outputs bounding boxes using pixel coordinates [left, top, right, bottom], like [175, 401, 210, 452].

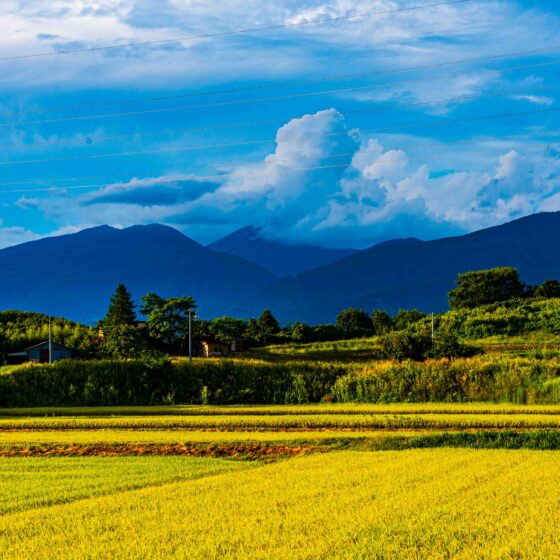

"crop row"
[5, 413, 560, 431]
[5, 402, 560, 417]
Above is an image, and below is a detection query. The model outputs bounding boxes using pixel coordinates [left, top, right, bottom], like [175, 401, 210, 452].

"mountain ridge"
[208, 226, 357, 276]
[235, 212, 560, 323]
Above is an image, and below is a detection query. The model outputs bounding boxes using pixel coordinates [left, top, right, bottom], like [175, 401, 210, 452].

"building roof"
[24, 341, 72, 352]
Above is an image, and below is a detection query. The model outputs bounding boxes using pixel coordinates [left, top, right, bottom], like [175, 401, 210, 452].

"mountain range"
[1, 212, 559, 325]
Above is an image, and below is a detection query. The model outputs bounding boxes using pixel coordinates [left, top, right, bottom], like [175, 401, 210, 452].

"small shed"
[201, 341, 231, 358]
[7, 342, 72, 364]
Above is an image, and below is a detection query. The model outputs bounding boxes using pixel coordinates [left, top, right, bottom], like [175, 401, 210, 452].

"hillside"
[208, 226, 357, 276]
[238, 212, 560, 324]
[0, 225, 276, 324]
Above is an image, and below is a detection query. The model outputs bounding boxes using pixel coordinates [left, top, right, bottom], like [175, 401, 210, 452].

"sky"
[0, 0, 559, 249]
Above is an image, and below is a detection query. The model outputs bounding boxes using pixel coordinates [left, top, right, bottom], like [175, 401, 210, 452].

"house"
[201, 341, 231, 358]
[7, 342, 72, 365]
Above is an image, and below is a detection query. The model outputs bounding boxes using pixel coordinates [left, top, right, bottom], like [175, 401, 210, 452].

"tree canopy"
[140, 293, 197, 349]
[103, 284, 137, 330]
[336, 308, 372, 339]
[210, 316, 247, 344]
[449, 267, 526, 310]
[535, 279, 560, 299]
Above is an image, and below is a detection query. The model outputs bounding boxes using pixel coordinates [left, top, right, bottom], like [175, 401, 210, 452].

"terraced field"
[2, 404, 560, 558]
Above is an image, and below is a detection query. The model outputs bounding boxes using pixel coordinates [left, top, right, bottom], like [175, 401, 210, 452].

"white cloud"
[7, 111, 560, 250]
[0, 225, 40, 248]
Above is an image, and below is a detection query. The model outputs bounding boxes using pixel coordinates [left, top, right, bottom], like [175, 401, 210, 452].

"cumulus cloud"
[5, 106, 560, 250]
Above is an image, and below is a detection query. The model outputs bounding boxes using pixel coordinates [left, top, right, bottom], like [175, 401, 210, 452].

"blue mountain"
[2, 213, 560, 326]
[236, 212, 560, 324]
[0, 224, 275, 324]
[208, 226, 357, 276]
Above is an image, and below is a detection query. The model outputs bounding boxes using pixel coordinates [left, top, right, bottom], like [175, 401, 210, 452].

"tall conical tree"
[103, 284, 137, 332]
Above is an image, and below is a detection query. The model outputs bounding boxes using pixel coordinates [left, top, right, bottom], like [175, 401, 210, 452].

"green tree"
[210, 316, 247, 345]
[244, 318, 260, 345]
[105, 324, 144, 359]
[140, 293, 197, 352]
[336, 308, 372, 339]
[393, 309, 426, 331]
[449, 267, 526, 310]
[371, 310, 393, 335]
[535, 279, 560, 299]
[289, 320, 311, 343]
[103, 284, 137, 331]
[256, 310, 280, 344]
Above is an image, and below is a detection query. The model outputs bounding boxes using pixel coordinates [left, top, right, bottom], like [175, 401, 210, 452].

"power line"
[3, 127, 560, 188]
[1, 85, 558, 166]
[3, 66, 560, 153]
[2, 63, 559, 129]
[0, 0, 472, 62]
[3, 45, 559, 118]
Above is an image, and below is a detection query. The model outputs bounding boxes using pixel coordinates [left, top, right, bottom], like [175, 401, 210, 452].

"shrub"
[379, 331, 431, 362]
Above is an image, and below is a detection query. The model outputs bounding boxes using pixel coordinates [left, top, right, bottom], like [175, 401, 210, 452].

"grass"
[0, 429, 423, 447]
[2, 449, 560, 558]
[245, 337, 382, 362]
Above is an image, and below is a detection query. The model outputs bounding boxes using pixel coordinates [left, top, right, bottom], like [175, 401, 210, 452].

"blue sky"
[0, 0, 559, 249]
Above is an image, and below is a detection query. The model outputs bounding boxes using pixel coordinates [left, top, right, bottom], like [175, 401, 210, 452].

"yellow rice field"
[2, 449, 560, 559]
[5, 412, 560, 430]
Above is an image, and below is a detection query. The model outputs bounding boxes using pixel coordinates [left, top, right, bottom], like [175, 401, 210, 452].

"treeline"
[2, 354, 560, 407]
[2, 268, 560, 362]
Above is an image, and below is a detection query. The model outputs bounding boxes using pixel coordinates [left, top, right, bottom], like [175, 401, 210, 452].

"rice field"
[2, 449, 560, 559]
[2, 404, 560, 558]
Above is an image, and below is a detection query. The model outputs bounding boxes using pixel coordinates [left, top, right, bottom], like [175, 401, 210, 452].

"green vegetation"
[0, 311, 96, 355]
[449, 267, 526, 309]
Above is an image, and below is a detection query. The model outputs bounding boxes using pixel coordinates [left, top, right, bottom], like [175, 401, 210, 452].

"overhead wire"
[2, 62, 560, 129]
[1, 126, 559, 193]
[2, 127, 560, 188]
[0, 0, 472, 62]
[2, 45, 559, 118]
[2, 141, 556, 196]
[0, 85, 559, 166]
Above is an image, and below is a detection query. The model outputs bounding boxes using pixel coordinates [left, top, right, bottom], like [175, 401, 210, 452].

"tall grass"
[331, 356, 560, 404]
[2, 354, 560, 407]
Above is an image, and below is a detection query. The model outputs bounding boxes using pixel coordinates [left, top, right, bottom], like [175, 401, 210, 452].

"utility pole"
[431, 313, 435, 343]
[48, 316, 53, 364]
[188, 309, 192, 363]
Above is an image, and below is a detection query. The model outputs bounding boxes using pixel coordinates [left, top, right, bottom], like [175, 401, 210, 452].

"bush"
[379, 331, 432, 361]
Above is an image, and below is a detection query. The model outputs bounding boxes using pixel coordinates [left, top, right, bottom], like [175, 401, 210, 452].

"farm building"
[7, 342, 72, 364]
[201, 341, 231, 358]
